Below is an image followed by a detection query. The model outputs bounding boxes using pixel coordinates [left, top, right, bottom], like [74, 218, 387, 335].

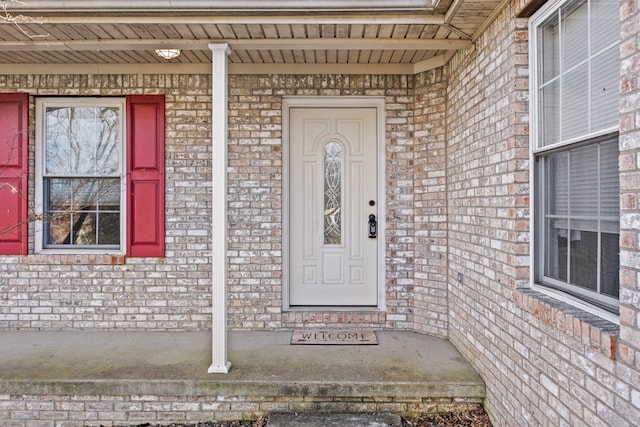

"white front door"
[289, 107, 378, 306]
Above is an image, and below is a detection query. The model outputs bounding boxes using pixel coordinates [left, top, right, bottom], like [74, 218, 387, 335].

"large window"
[36, 99, 125, 252]
[31, 95, 166, 257]
[531, 0, 620, 312]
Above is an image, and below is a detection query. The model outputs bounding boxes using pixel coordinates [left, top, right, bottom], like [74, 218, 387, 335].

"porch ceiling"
[0, 0, 507, 74]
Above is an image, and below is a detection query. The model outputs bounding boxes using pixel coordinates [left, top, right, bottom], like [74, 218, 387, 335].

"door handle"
[368, 214, 377, 238]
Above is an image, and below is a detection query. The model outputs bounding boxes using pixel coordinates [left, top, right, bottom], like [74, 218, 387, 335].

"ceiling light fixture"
[155, 49, 181, 60]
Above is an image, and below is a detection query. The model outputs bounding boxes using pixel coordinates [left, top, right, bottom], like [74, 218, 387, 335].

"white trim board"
[2, 58, 447, 76]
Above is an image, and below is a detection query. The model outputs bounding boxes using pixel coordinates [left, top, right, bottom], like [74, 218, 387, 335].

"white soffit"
[0, 0, 509, 74]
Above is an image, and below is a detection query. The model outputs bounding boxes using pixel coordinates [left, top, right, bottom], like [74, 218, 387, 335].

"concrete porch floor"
[0, 330, 485, 424]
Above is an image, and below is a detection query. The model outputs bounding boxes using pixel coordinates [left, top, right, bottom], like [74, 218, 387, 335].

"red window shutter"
[126, 95, 165, 257]
[0, 93, 29, 255]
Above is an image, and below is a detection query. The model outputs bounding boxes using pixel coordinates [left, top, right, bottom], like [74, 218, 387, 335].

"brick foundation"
[0, 394, 482, 426]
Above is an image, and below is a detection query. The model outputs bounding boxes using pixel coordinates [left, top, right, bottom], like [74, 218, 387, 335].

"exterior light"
[155, 49, 181, 60]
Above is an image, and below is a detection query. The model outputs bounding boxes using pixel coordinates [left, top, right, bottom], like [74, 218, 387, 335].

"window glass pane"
[591, 47, 621, 132]
[600, 139, 619, 298]
[545, 223, 568, 282]
[99, 178, 122, 208]
[540, 79, 560, 146]
[546, 151, 568, 216]
[75, 178, 100, 211]
[570, 145, 598, 217]
[591, 0, 619, 54]
[561, 64, 589, 141]
[45, 106, 120, 176]
[600, 139, 620, 222]
[46, 178, 72, 211]
[539, 15, 560, 84]
[45, 212, 71, 245]
[561, 0, 588, 71]
[45, 109, 71, 175]
[73, 212, 97, 245]
[323, 141, 342, 245]
[98, 213, 121, 245]
[601, 232, 619, 298]
[569, 229, 597, 291]
[95, 108, 120, 173]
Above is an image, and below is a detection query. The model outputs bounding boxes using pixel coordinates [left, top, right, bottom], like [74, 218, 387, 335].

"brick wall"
[619, 0, 640, 420]
[226, 74, 417, 330]
[446, 0, 640, 425]
[1, 73, 447, 332]
[413, 68, 449, 337]
[0, 74, 213, 330]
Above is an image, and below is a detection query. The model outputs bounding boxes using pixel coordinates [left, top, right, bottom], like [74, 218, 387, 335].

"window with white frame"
[530, 0, 620, 312]
[35, 98, 126, 253]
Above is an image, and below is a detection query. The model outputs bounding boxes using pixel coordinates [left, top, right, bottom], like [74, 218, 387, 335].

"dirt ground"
[122, 407, 492, 427]
[402, 408, 492, 426]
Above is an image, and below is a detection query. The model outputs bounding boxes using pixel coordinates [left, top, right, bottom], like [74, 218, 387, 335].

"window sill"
[531, 285, 619, 324]
[515, 288, 619, 360]
[24, 254, 127, 265]
[35, 248, 124, 256]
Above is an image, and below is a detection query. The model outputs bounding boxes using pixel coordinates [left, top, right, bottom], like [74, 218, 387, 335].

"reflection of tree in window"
[323, 141, 342, 245]
[43, 106, 121, 247]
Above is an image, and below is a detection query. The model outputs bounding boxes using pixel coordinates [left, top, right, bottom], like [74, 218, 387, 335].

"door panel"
[289, 107, 378, 306]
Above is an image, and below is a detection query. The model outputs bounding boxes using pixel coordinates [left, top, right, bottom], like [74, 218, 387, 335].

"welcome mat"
[291, 329, 378, 345]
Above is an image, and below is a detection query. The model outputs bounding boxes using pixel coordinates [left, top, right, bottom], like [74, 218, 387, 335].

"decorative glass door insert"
[323, 141, 343, 245]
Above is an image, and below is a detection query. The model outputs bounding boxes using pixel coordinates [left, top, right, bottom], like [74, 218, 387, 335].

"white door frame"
[282, 96, 386, 311]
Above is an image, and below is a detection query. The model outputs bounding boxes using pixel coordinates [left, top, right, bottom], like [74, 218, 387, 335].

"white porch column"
[208, 43, 232, 374]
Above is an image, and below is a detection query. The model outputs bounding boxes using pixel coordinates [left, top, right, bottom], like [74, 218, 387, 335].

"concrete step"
[0, 330, 485, 400]
[0, 330, 485, 424]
